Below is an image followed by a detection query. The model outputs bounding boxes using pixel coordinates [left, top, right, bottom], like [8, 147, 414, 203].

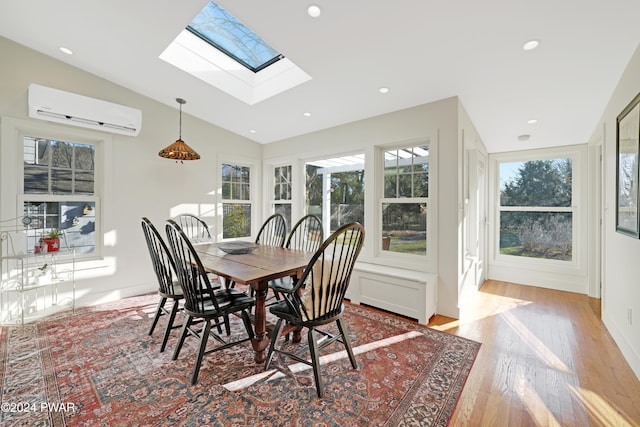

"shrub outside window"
[499, 158, 573, 261]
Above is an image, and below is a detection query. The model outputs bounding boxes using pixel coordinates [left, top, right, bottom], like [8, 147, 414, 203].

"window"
[381, 144, 428, 256]
[499, 158, 573, 261]
[221, 163, 252, 238]
[306, 155, 365, 234]
[273, 165, 292, 227]
[22, 136, 97, 254]
[187, 1, 283, 73]
[159, 1, 310, 104]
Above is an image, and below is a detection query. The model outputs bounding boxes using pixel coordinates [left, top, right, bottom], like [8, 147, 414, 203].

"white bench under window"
[346, 262, 437, 324]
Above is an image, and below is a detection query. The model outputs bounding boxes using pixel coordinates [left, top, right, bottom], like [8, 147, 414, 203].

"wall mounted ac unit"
[28, 84, 142, 136]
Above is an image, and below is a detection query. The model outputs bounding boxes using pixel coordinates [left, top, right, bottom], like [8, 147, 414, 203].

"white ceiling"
[1, 0, 640, 153]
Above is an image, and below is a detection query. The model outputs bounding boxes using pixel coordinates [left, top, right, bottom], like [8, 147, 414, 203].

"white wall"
[0, 37, 262, 308]
[591, 43, 640, 378]
[457, 101, 489, 308]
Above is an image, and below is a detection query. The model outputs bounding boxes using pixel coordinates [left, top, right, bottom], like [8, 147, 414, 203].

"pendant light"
[158, 98, 200, 163]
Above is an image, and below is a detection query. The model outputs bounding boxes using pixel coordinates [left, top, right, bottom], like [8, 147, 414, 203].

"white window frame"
[374, 139, 436, 271]
[271, 163, 293, 229]
[218, 157, 257, 241]
[488, 145, 588, 291]
[1, 117, 108, 260]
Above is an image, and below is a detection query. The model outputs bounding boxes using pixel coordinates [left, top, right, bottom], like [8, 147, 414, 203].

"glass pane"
[500, 159, 572, 207]
[384, 173, 397, 198]
[305, 164, 323, 224]
[274, 203, 291, 229]
[50, 141, 73, 168]
[238, 183, 250, 200]
[382, 202, 426, 255]
[274, 165, 291, 200]
[222, 182, 231, 199]
[75, 144, 95, 171]
[223, 203, 251, 238]
[329, 170, 364, 231]
[398, 173, 412, 198]
[240, 166, 250, 183]
[23, 201, 96, 255]
[188, 1, 282, 73]
[24, 138, 49, 166]
[51, 169, 73, 194]
[500, 211, 572, 261]
[75, 171, 95, 194]
[24, 166, 48, 193]
[413, 172, 428, 197]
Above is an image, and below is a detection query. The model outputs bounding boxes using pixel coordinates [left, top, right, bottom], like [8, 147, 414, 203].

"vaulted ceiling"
[1, 0, 640, 153]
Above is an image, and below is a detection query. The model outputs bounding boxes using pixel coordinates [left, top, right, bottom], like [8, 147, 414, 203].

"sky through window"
[187, 1, 283, 73]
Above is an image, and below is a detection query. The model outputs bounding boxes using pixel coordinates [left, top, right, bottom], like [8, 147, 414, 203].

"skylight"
[187, 2, 283, 73]
[160, 1, 311, 105]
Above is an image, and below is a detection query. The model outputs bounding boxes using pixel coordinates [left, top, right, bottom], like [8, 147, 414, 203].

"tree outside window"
[306, 158, 365, 233]
[499, 158, 573, 261]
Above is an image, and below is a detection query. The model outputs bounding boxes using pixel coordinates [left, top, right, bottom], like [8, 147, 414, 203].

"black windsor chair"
[268, 214, 324, 302]
[141, 217, 184, 353]
[264, 222, 365, 398]
[165, 219, 255, 385]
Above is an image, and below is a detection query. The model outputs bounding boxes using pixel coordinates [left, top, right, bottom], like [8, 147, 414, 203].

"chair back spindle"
[298, 223, 364, 321]
[141, 217, 178, 296]
[173, 214, 212, 242]
[286, 214, 323, 253]
[165, 220, 219, 314]
[255, 213, 287, 247]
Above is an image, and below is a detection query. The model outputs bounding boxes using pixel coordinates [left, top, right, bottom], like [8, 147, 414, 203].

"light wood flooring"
[428, 280, 640, 427]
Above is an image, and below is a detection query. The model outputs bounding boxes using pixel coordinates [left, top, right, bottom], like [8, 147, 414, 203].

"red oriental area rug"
[0, 294, 480, 426]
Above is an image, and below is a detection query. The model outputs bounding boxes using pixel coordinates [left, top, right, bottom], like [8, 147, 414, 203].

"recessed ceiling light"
[303, 112, 312, 117]
[518, 134, 530, 141]
[522, 40, 539, 51]
[59, 46, 73, 55]
[378, 87, 390, 94]
[249, 129, 256, 134]
[307, 5, 321, 18]
[527, 119, 538, 124]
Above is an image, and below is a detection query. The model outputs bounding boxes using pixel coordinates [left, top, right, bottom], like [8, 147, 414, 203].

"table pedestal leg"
[251, 284, 269, 363]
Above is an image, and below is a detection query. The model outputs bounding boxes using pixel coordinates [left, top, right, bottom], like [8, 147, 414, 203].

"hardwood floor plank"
[433, 280, 640, 426]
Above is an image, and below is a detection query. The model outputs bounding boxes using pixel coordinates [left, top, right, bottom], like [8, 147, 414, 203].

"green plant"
[46, 229, 62, 239]
[83, 203, 93, 211]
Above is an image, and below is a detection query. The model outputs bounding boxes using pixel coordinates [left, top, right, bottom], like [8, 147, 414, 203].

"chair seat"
[269, 276, 294, 293]
[269, 299, 344, 327]
[185, 288, 254, 318]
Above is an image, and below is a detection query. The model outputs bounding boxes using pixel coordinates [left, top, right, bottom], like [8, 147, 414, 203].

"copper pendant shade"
[159, 98, 200, 162]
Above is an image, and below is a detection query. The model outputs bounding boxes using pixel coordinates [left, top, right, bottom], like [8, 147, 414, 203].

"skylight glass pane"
[187, 1, 283, 73]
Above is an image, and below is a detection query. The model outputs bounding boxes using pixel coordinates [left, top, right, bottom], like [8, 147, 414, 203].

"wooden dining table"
[193, 241, 313, 363]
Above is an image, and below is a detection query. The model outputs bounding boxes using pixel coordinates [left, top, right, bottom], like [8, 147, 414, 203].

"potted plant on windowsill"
[41, 229, 62, 253]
